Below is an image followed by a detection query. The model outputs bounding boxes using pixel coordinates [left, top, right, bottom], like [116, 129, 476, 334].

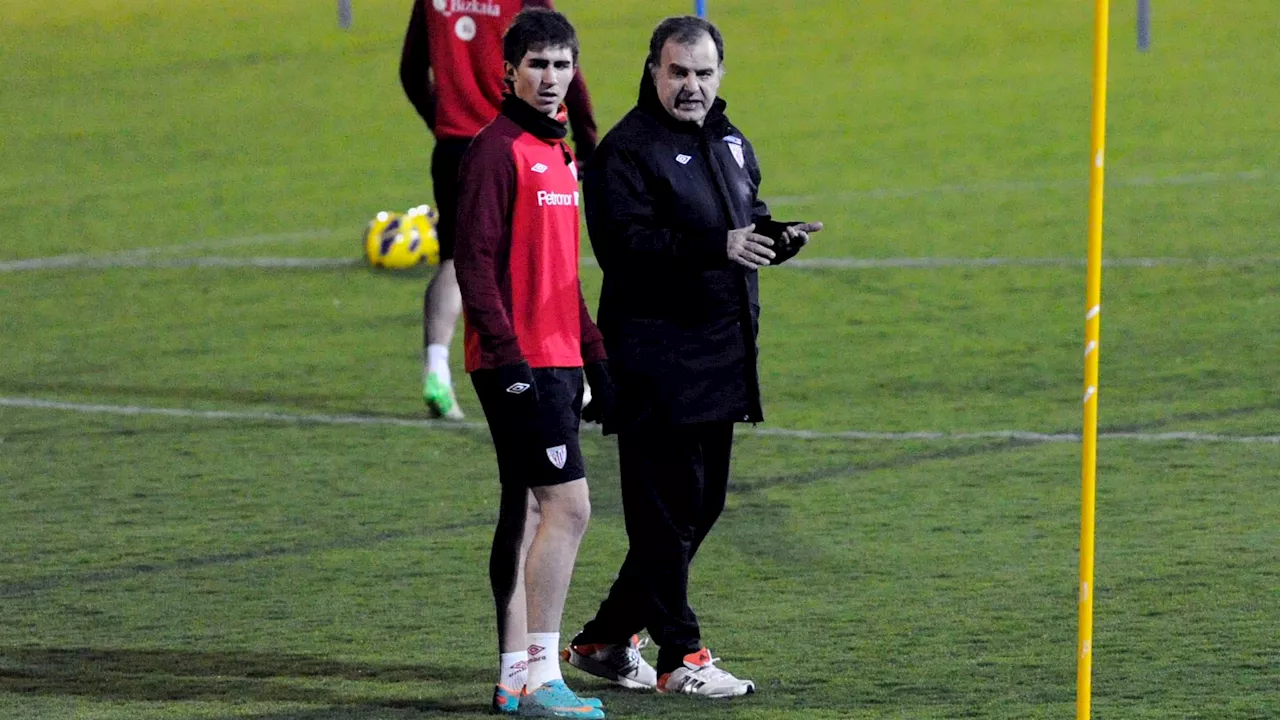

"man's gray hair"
[646, 16, 724, 69]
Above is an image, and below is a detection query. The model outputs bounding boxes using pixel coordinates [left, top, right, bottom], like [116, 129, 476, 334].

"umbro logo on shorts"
[505, 382, 531, 394]
[546, 445, 567, 469]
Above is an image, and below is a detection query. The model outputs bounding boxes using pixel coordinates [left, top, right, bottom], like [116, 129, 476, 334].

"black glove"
[493, 361, 540, 427]
[581, 360, 615, 425]
[771, 221, 809, 264]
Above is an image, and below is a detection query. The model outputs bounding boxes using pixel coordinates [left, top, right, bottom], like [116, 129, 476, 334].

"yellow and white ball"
[363, 207, 440, 269]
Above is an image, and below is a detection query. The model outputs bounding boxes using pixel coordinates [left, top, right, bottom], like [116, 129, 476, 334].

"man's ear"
[503, 61, 516, 85]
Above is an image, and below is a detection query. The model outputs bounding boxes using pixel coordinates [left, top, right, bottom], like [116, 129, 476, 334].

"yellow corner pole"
[1079, 0, 1111, 718]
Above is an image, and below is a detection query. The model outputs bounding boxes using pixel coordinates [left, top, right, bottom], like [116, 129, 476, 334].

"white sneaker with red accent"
[656, 648, 755, 698]
[562, 635, 657, 690]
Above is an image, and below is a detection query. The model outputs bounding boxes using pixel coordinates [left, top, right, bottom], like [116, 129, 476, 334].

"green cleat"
[423, 371, 464, 420]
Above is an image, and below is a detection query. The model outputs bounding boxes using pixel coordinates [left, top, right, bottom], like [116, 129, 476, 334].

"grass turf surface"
[2, 0, 1277, 718]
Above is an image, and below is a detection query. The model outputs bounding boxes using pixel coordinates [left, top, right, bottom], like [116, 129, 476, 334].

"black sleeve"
[399, 1, 436, 131]
[584, 143, 728, 271]
[455, 134, 523, 366]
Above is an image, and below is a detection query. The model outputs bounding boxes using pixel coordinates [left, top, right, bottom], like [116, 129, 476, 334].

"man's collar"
[501, 95, 568, 140]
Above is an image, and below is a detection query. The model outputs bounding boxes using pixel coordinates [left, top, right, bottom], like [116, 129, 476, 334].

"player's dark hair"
[503, 8, 579, 67]
[646, 16, 724, 69]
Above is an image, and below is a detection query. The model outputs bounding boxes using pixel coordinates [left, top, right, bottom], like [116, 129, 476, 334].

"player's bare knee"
[559, 497, 591, 539]
[535, 480, 591, 538]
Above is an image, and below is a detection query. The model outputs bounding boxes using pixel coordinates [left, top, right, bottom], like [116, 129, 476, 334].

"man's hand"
[781, 221, 823, 247]
[773, 221, 823, 264]
[727, 223, 776, 270]
[581, 360, 615, 425]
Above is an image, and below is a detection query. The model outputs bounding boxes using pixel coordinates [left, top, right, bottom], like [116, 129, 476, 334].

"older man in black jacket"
[563, 16, 822, 699]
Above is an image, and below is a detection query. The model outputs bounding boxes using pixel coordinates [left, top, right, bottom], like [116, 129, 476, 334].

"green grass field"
[2, 1, 1277, 718]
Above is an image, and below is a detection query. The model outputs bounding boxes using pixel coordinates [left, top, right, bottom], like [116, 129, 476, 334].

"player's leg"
[473, 370, 543, 714]
[490, 484, 539, 713]
[524, 477, 591, 676]
[422, 138, 468, 419]
[519, 368, 604, 718]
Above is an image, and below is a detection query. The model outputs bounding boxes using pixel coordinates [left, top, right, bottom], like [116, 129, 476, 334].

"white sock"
[425, 344, 451, 387]
[526, 632, 562, 689]
[500, 650, 528, 691]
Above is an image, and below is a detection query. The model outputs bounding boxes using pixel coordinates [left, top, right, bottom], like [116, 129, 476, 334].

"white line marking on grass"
[5, 251, 1280, 280]
[3, 397, 1278, 444]
[0, 256, 359, 271]
[11, 254, 1280, 274]
[0, 229, 344, 272]
[784, 257, 1280, 269]
[0, 397, 488, 432]
[583, 256, 1280, 271]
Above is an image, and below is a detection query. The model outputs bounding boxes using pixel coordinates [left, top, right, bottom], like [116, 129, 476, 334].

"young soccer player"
[453, 8, 613, 718]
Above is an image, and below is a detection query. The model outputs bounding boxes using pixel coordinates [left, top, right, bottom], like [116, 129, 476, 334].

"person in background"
[400, 0, 597, 419]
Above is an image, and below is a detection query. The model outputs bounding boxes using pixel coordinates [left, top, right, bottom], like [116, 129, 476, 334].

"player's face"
[508, 46, 576, 117]
[652, 34, 722, 126]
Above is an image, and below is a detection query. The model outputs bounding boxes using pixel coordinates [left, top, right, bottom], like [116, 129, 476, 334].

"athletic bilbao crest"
[546, 444, 567, 469]
[724, 136, 745, 168]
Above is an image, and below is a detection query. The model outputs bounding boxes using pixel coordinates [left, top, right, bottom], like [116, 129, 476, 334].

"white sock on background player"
[426, 343, 451, 387]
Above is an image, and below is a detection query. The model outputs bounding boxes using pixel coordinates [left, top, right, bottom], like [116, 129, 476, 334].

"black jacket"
[586, 69, 796, 431]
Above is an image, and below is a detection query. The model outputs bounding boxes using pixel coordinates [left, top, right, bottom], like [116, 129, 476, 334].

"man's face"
[507, 46, 576, 117]
[651, 33, 722, 126]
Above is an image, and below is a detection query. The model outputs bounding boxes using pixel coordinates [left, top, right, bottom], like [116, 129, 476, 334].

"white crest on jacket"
[724, 136, 745, 169]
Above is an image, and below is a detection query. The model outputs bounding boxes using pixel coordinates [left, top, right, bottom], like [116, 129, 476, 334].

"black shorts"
[472, 366, 586, 487]
[430, 137, 471, 261]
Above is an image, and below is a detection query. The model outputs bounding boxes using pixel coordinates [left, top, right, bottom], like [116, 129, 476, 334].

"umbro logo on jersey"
[505, 382, 531, 394]
[530, 163, 548, 174]
[675, 154, 692, 165]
